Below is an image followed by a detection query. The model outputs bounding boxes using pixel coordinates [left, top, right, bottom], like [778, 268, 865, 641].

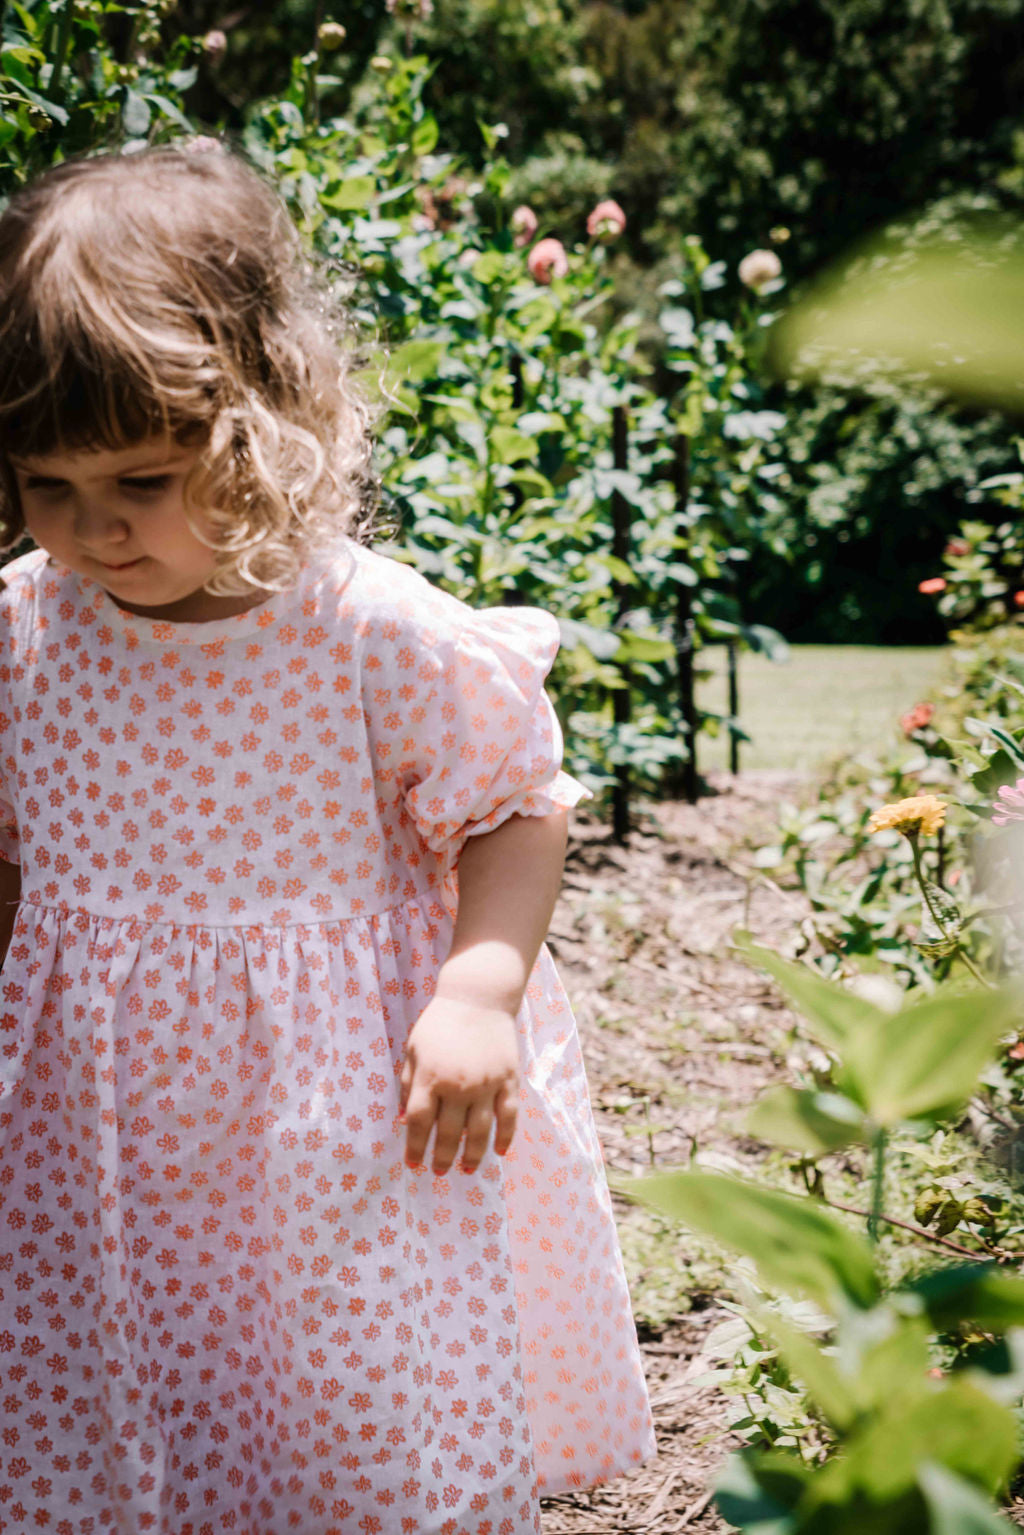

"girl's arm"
[0, 859, 20, 968]
[399, 809, 569, 1175]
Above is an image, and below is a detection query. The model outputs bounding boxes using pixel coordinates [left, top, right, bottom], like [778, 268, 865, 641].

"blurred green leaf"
[628, 1168, 880, 1311]
[746, 1086, 868, 1155]
[770, 224, 1024, 413]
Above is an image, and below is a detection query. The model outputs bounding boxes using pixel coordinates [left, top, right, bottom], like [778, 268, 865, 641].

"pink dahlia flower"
[511, 205, 538, 248]
[528, 238, 569, 285]
[992, 779, 1024, 826]
[586, 199, 626, 241]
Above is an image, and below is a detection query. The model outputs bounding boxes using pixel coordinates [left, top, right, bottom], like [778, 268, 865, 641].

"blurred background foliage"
[161, 0, 1024, 643]
[5, 0, 1024, 649]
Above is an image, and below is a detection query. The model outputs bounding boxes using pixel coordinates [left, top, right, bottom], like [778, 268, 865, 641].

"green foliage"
[0, 0, 197, 197]
[629, 953, 1024, 1532]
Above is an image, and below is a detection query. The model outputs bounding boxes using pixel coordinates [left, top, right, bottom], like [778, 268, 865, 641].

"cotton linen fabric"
[0, 543, 655, 1535]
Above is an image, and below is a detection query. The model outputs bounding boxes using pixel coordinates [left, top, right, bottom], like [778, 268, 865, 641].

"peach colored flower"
[1014, 591, 1024, 608]
[586, 199, 626, 242]
[528, 238, 569, 285]
[918, 577, 947, 595]
[511, 206, 538, 249]
[738, 249, 782, 292]
[867, 794, 947, 838]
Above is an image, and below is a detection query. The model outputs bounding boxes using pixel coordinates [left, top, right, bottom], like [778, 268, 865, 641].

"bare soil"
[539, 770, 814, 1534]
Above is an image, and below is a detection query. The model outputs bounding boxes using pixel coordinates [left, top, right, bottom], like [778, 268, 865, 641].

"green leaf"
[122, 87, 151, 136]
[901, 1262, 1024, 1332]
[803, 1379, 1018, 1508]
[745, 1086, 868, 1156]
[614, 632, 677, 663]
[964, 717, 1024, 766]
[855, 983, 1021, 1128]
[713, 1448, 811, 1534]
[320, 177, 376, 211]
[388, 339, 443, 384]
[748, 1302, 858, 1432]
[471, 251, 508, 286]
[734, 933, 886, 1055]
[411, 114, 438, 155]
[489, 426, 536, 464]
[628, 1168, 879, 1311]
[145, 93, 194, 132]
[918, 1462, 1010, 1535]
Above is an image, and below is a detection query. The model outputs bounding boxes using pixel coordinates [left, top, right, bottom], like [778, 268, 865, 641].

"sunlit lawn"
[696, 644, 950, 773]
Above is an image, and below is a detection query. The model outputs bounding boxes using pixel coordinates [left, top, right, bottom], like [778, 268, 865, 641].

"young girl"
[0, 146, 654, 1535]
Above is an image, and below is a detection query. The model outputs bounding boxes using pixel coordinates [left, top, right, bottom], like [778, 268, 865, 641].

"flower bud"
[369, 54, 393, 74]
[586, 199, 626, 242]
[202, 29, 227, 64]
[511, 205, 538, 248]
[528, 238, 569, 285]
[318, 21, 347, 51]
[738, 248, 782, 293]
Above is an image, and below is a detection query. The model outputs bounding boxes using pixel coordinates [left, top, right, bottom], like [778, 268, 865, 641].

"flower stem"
[867, 1128, 887, 1244]
[909, 837, 991, 987]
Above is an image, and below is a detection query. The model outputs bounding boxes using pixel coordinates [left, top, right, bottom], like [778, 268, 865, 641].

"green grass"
[696, 644, 950, 773]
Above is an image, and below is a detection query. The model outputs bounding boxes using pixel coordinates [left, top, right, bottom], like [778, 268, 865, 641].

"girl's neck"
[106, 584, 273, 624]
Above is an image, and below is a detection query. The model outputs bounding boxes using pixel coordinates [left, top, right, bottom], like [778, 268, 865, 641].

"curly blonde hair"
[0, 143, 389, 593]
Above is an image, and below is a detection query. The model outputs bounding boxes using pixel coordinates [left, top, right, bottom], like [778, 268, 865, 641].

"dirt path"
[539, 771, 812, 1534]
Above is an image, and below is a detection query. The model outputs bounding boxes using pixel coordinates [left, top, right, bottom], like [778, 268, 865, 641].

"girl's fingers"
[402, 1089, 437, 1167]
[492, 1081, 518, 1157]
[460, 1101, 494, 1173]
[430, 1100, 469, 1176]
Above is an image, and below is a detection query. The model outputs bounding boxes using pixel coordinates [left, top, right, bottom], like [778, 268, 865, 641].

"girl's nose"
[72, 495, 130, 549]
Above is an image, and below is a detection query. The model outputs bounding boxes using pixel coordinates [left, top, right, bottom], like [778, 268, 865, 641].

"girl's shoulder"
[340, 543, 557, 645]
[337, 541, 562, 679]
[0, 547, 52, 600]
[0, 548, 66, 623]
[340, 543, 477, 639]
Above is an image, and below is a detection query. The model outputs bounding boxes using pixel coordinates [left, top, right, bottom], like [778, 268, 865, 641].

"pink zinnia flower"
[992, 779, 1024, 825]
[586, 199, 626, 242]
[511, 205, 538, 248]
[528, 238, 569, 285]
[900, 702, 934, 736]
[918, 577, 947, 595]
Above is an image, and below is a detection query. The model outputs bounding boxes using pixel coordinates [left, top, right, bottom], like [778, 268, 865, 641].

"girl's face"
[10, 436, 264, 622]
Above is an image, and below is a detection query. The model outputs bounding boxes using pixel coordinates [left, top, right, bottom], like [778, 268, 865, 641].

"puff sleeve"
[399, 604, 591, 865]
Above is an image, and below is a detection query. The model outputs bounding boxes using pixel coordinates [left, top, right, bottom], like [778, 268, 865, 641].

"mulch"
[538, 770, 812, 1533]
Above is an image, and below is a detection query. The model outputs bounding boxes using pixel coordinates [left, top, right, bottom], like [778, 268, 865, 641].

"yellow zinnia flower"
[867, 794, 947, 838]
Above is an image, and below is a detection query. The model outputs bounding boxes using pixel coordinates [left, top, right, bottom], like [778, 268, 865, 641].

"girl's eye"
[120, 475, 172, 495]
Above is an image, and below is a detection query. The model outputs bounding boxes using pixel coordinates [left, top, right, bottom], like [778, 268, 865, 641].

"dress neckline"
[74, 543, 356, 647]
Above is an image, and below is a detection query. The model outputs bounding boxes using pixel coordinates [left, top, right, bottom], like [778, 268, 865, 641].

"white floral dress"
[0, 542, 655, 1535]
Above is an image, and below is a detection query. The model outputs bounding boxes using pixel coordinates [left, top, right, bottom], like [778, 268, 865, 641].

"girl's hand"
[398, 994, 520, 1175]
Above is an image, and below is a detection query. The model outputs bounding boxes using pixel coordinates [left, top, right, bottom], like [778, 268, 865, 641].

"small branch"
[822, 1192, 1023, 1263]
